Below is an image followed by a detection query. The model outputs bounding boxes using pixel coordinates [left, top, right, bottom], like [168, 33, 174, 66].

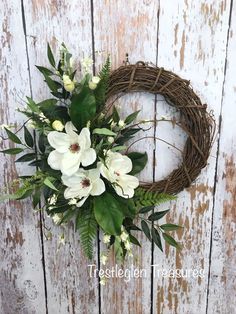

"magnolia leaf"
[125, 110, 140, 124]
[47, 43, 56, 68]
[24, 127, 34, 148]
[127, 152, 148, 175]
[162, 233, 181, 249]
[160, 224, 183, 231]
[4, 128, 22, 144]
[69, 86, 96, 130]
[0, 148, 24, 155]
[93, 128, 116, 136]
[148, 209, 169, 221]
[43, 177, 58, 191]
[94, 192, 124, 235]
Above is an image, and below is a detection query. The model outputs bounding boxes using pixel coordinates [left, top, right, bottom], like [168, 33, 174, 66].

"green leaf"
[36, 65, 54, 76]
[148, 209, 169, 221]
[43, 177, 58, 191]
[69, 86, 96, 130]
[162, 233, 181, 249]
[26, 96, 40, 113]
[94, 192, 124, 235]
[94, 56, 111, 109]
[93, 128, 116, 136]
[160, 224, 183, 231]
[15, 153, 36, 162]
[139, 205, 155, 214]
[24, 127, 34, 148]
[111, 145, 126, 152]
[4, 128, 22, 144]
[33, 189, 41, 208]
[129, 234, 141, 247]
[76, 207, 97, 259]
[141, 220, 151, 241]
[112, 106, 120, 123]
[127, 152, 148, 175]
[44, 75, 60, 92]
[0, 148, 24, 155]
[47, 43, 56, 68]
[151, 227, 163, 252]
[125, 110, 140, 124]
[38, 133, 45, 153]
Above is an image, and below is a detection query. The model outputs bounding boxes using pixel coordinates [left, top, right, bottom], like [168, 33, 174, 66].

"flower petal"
[47, 131, 70, 153]
[81, 148, 96, 167]
[90, 178, 105, 196]
[48, 150, 63, 170]
[65, 121, 78, 141]
[114, 184, 135, 199]
[76, 196, 88, 207]
[79, 128, 91, 150]
[61, 152, 81, 176]
[64, 187, 81, 199]
[119, 174, 139, 189]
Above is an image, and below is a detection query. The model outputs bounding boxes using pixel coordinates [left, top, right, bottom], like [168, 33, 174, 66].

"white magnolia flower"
[63, 75, 75, 92]
[99, 150, 139, 198]
[62, 168, 105, 207]
[52, 120, 64, 131]
[47, 121, 96, 176]
[103, 234, 111, 244]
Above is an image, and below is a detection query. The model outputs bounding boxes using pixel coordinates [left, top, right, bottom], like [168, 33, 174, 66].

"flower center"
[70, 143, 80, 153]
[115, 171, 120, 176]
[82, 178, 91, 188]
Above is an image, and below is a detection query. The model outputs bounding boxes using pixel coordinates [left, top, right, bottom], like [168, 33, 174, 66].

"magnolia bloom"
[99, 151, 139, 198]
[52, 120, 64, 131]
[63, 75, 75, 92]
[47, 121, 96, 176]
[62, 168, 105, 207]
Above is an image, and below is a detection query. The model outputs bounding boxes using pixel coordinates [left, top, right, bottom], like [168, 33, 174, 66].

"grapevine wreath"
[0, 44, 214, 266]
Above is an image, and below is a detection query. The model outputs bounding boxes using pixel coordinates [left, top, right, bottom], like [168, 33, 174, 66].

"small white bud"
[124, 240, 132, 251]
[120, 232, 129, 242]
[107, 136, 114, 143]
[92, 76, 100, 84]
[63, 75, 75, 92]
[88, 81, 97, 90]
[52, 120, 64, 131]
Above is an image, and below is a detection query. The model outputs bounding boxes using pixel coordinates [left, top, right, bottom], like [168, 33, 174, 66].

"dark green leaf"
[26, 96, 40, 113]
[112, 106, 120, 123]
[69, 86, 96, 130]
[44, 75, 60, 92]
[94, 192, 124, 235]
[44, 177, 58, 191]
[36, 65, 54, 76]
[141, 220, 151, 241]
[24, 127, 34, 148]
[151, 227, 163, 251]
[38, 133, 45, 153]
[4, 128, 22, 144]
[162, 233, 181, 249]
[125, 110, 140, 124]
[139, 205, 155, 214]
[127, 152, 148, 175]
[15, 153, 36, 162]
[1, 148, 24, 155]
[47, 43, 56, 67]
[129, 234, 141, 247]
[148, 209, 169, 221]
[33, 189, 41, 208]
[160, 224, 183, 231]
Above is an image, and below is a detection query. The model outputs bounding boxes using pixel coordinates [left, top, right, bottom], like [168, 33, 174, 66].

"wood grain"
[0, 1, 46, 313]
[93, 1, 159, 313]
[22, 1, 99, 313]
[153, 1, 232, 313]
[207, 1, 236, 313]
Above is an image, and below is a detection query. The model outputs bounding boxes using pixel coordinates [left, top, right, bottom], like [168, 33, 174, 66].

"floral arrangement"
[0, 44, 181, 261]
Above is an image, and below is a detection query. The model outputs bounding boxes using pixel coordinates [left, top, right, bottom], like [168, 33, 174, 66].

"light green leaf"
[26, 96, 40, 113]
[93, 128, 116, 136]
[124, 110, 140, 124]
[43, 177, 58, 191]
[160, 224, 183, 231]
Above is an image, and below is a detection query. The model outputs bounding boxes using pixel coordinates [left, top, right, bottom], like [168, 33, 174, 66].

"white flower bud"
[107, 136, 114, 143]
[63, 75, 75, 92]
[52, 120, 64, 131]
[118, 120, 125, 128]
[120, 232, 129, 242]
[100, 253, 108, 265]
[88, 81, 97, 90]
[92, 76, 100, 84]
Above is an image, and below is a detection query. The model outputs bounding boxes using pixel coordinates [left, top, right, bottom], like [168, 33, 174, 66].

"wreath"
[0, 44, 214, 277]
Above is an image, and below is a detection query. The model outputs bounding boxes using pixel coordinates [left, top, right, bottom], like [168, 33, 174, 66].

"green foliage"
[24, 127, 34, 148]
[0, 148, 24, 155]
[134, 188, 177, 208]
[93, 128, 116, 136]
[76, 207, 98, 259]
[94, 56, 111, 109]
[124, 110, 140, 125]
[4, 128, 22, 144]
[127, 152, 148, 175]
[69, 86, 96, 130]
[148, 209, 170, 221]
[47, 43, 56, 68]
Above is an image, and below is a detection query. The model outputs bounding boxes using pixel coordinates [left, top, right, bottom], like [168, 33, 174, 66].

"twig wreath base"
[107, 62, 215, 195]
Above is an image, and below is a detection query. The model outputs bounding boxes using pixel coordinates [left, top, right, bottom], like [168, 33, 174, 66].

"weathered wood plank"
[153, 1, 231, 313]
[0, 1, 46, 313]
[207, 1, 236, 313]
[22, 1, 99, 313]
[93, 1, 159, 313]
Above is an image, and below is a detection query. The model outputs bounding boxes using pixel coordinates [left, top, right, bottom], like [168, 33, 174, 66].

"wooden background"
[0, 1, 235, 313]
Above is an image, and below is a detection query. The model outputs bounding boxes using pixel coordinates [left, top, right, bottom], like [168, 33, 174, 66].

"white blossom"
[88, 81, 97, 90]
[103, 234, 111, 244]
[92, 76, 100, 84]
[48, 194, 57, 205]
[68, 198, 77, 205]
[118, 120, 125, 128]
